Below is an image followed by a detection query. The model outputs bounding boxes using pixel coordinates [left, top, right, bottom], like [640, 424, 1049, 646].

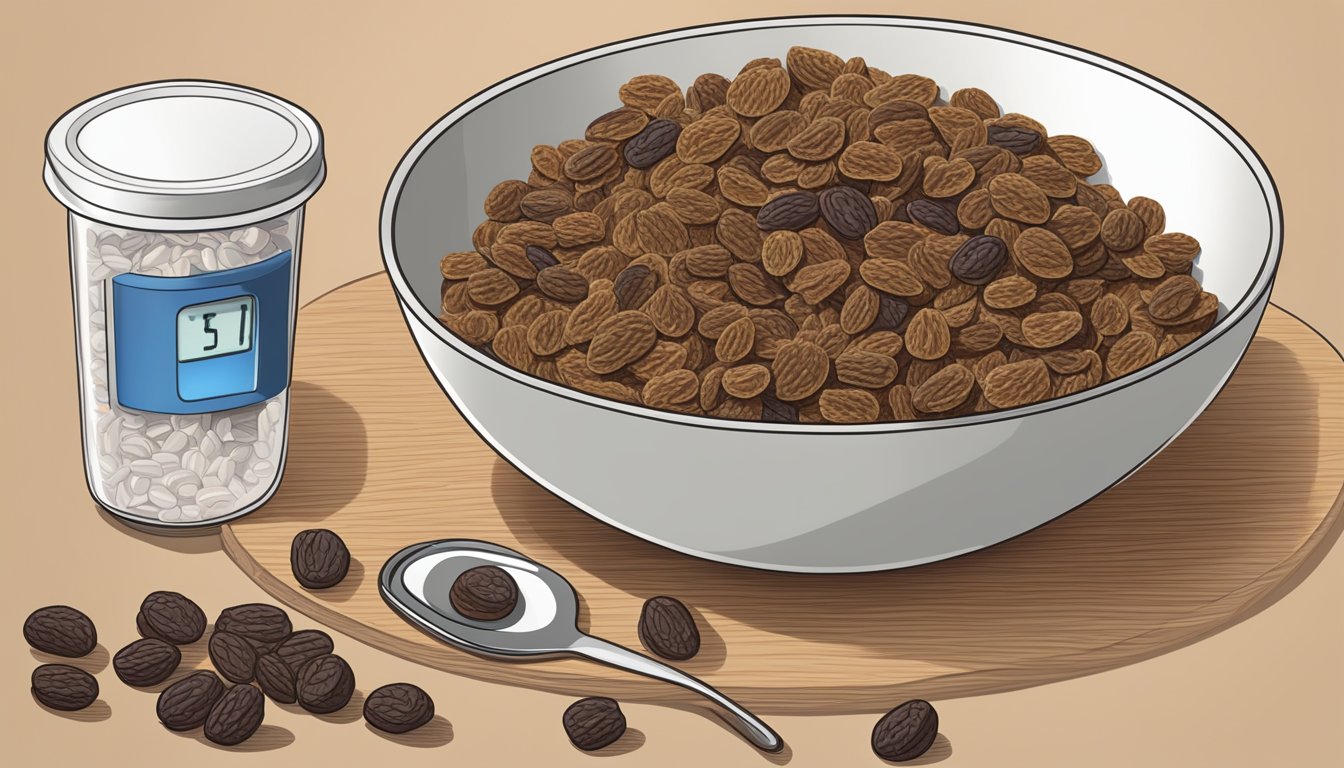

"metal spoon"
[378, 539, 783, 752]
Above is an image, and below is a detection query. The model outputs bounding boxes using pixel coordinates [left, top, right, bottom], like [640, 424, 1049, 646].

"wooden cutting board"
[222, 275, 1344, 714]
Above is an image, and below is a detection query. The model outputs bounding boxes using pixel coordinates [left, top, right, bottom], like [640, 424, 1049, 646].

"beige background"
[2, 1, 1340, 765]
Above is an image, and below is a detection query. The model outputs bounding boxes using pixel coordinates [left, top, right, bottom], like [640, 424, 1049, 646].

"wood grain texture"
[223, 276, 1344, 714]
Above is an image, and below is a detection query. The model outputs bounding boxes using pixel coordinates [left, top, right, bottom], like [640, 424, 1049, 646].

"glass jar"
[45, 81, 324, 529]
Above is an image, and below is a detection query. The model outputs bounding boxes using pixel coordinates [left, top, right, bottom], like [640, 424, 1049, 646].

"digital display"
[177, 296, 254, 362]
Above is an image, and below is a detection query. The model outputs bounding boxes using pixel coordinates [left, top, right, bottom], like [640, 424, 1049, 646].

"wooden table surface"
[4, 2, 1341, 766]
[224, 279, 1344, 716]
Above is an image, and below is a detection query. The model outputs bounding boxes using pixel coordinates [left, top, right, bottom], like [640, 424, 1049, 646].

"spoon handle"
[568, 634, 783, 753]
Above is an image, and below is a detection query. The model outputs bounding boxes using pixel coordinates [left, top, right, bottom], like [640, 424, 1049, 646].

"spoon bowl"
[381, 539, 581, 656]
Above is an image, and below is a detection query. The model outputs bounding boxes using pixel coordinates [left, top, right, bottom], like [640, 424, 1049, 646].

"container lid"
[44, 80, 325, 231]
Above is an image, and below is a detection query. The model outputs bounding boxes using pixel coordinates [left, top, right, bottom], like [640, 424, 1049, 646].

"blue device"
[110, 251, 292, 414]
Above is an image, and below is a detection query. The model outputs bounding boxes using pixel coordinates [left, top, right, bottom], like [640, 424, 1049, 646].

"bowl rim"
[379, 14, 1283, 436]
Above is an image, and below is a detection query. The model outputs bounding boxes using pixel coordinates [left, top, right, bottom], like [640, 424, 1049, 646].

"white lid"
[44, 80, 325, 231]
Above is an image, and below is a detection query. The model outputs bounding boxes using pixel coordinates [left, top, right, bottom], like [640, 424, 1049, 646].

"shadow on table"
[574, 727, 645, 757]
[898, 734, 954, 765]
[30, 644, 109, 674]
[190, 724, 294, 752]
[493, 335, 1343, 710]
[365, 715, 454, 747]
[30, 694, 111, 723]
[96, 504, 221, 554]
[253, 380, 369, 525]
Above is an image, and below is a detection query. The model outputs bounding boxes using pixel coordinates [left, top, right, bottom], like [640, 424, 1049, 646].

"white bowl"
[380, 16, 1281, 572]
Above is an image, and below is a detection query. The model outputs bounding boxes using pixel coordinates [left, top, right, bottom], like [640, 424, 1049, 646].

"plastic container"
[44, 80, 325, 530]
